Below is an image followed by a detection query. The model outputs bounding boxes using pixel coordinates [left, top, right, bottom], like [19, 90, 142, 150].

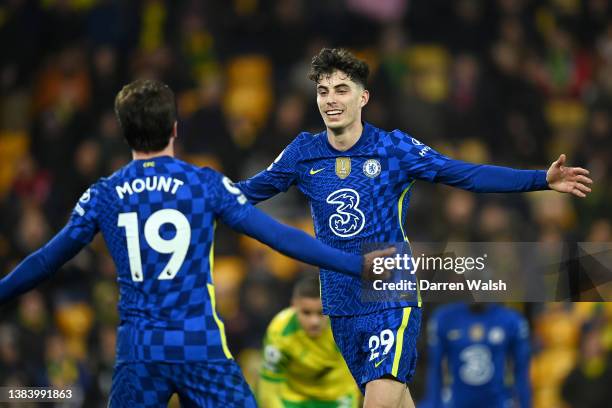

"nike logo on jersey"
[309, 168, 325, 175]
[374, 357, 388, 368]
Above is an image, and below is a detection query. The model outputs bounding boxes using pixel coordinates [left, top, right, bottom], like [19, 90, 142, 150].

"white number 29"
[368, 329, 395, 361]
[118, 209, 191, 282]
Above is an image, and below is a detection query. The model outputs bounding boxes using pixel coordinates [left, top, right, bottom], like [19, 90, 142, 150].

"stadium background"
[0, 0, 611, 406]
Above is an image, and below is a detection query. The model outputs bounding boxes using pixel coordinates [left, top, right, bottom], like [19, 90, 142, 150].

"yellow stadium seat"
[0, 131, 29, 198]
[211, 256, 246, 318]
[531, 348, 577, 388]
[535, 304, 581, 349]
[545, 99, 587, 130]
[533, 386, 568, 408]
[267, 250, 301, 281]
[55, 302, 95, 359]
[226, 55, 271, 87]
[223, 55, 274, 147]
[182, 153, 222, 172]
[406, 45, 450, 103]
[457, 138, 491, 163]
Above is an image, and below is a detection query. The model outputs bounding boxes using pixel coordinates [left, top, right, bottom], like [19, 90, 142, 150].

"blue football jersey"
[238, 122, 449, 316]
[66, 156, 251, 363]
[425, 303, 531, 408]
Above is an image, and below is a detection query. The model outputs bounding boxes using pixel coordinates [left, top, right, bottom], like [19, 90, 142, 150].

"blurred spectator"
[561, 321, 612, 408]
[34, 46, 91, 115]
[0, 324, 21, 382]
[445, 54, 490, 141]
[90, 46, 122, 116]
[17, 290, 49, 383]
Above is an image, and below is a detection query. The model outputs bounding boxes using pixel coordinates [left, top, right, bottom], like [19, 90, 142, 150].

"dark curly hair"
[308, 48, 369, 88]
[114, 79, 177, 153]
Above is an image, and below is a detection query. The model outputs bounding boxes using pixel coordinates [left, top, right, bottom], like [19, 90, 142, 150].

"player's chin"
[325, 119, 346, 131]
[306, 328, 324, 338]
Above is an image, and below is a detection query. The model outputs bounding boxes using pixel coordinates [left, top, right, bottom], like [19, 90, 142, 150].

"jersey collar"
[324, 122, 374, 155]
[132, 155, 175, 164]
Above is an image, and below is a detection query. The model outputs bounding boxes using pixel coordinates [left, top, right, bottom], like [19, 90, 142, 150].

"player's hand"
[546, 154, 593, 198]
[362, 247, 396, 281]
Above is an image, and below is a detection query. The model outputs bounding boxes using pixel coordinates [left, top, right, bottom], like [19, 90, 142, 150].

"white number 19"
[118, 209, 191, 282]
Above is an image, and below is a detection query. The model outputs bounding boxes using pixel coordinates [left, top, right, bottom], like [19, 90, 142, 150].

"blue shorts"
[330, 307, 422, 394]
[109, 360, 256, 407]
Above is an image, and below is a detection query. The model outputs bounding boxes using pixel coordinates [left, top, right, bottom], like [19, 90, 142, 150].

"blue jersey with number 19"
[68, 156, 250, 363]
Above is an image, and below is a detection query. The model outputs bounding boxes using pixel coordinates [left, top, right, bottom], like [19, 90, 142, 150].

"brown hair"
[308, 48, 369, 87]
[114, 79, 177, 152]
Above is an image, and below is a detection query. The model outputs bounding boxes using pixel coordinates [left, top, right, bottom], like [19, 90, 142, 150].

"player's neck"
[132, 143, 175, 160]
[327, 120, 363, 152]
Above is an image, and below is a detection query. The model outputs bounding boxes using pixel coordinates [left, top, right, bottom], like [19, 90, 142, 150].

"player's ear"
[360, 89, 369, 108]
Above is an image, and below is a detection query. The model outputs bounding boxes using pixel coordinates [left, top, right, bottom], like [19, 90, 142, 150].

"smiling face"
[316, 69, 369, 133]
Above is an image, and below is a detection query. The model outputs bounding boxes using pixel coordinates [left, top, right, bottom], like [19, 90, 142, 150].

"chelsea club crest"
[363, 159, 381, 178]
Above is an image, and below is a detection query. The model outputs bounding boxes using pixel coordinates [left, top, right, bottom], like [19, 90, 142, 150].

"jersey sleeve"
[231, 209, 362, 276]
[509, 314, 532, 408]
[434, 160, 549, 192]
[393, 130, 549, 192]
[66, 184, 102, 244]
[205, 169, 252, 228]
[392, 131, 450, 182]
[0, 227, 87, 303]
[235, 133, 304, 203]
[260, 334, 288, 381]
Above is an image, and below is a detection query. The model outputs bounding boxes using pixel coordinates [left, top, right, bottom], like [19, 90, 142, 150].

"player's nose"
[325, 94, 338, 104]
[326, 101, 341, 110]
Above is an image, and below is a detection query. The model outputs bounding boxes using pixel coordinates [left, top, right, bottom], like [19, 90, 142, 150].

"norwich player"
[258, 276, 360, 408]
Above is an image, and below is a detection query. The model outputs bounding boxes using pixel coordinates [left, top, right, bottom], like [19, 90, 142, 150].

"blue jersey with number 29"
[238, 123, 449, 316]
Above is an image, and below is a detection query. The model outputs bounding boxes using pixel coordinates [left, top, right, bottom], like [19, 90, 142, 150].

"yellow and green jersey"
[257, 308, 359, 408]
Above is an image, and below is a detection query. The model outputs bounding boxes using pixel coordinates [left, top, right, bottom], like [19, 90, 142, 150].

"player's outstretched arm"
[213, 170, 391, 277]
[235, 135, 306, 204]
[231, 206, 365, 277]
[433, 155, 592, 196]
[0, 227, 86, 303]
[235, 174, 285, 205]
[394, 132, 591, 197]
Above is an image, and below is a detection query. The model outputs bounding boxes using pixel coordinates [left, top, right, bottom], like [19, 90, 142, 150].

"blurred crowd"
[0, 0, 611, 407]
